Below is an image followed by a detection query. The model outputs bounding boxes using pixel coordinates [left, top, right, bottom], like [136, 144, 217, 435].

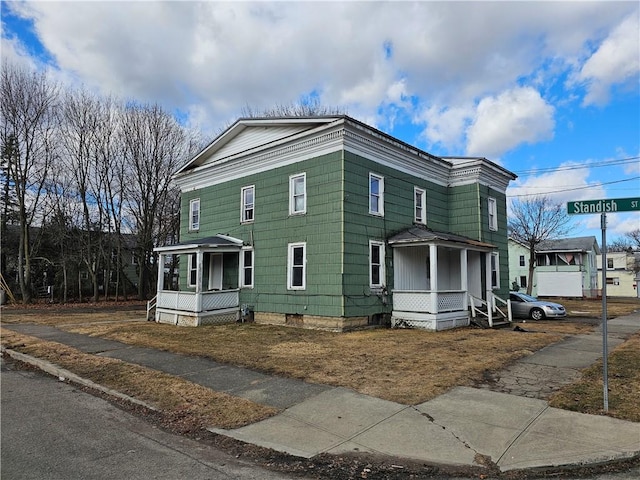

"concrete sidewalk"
[2, 312, 640, 473]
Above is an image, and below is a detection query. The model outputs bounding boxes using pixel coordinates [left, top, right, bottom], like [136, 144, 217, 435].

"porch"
[388, 227, 509, 330]
[151, 235, 244, 326]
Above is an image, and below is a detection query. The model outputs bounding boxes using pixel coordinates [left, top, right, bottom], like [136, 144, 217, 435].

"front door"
[208, 254, 223, 290]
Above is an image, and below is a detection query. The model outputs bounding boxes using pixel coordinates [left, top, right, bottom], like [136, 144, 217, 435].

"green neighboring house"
[152, 116, 516, 331]
[507, 236, 600, 298]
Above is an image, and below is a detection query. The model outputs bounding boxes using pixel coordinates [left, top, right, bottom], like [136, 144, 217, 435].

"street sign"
[565, 196, 640, 411]
[567, 197, 640, 215]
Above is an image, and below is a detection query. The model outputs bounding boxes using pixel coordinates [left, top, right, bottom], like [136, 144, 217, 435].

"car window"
[510, 294, 522, 302]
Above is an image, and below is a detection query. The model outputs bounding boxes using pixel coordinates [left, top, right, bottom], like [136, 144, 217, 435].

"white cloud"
[507, 164, 607, 206]
[4, 1, 637, 142]
[575, 12, 640, 106]
[466, 88, 555, 158]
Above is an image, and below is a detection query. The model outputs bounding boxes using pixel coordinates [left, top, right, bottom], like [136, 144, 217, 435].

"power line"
[512, 156, 640, 176]
[507, 176, 640, 198]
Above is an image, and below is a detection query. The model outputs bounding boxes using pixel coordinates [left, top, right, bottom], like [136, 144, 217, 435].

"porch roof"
[388, 226, 496, 250]
[154, 234, 244, 254]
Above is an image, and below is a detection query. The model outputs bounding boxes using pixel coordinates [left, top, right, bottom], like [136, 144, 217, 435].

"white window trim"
[241, 185, 255, 223]
[488, 197, 497, 231]
[289, 173, 306, 215]
[490, 252, 500, 289]
[240, 247, 254, 288]
[189, 198, 200, 231]
[414, 186, 426, 224]
[369, 173, 384, 216]
[188, 254, 197, 288]
[369, 240, 385, 289]
[287, 242, 306, 290]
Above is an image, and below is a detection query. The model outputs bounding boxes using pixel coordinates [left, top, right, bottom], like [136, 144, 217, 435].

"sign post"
[567, 196, 639, 412]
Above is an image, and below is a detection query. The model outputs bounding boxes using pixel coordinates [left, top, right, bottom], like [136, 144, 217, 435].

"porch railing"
[468, 293, 512, 327]
[156, 289, 239, 313]
[392, 290, 467, 313]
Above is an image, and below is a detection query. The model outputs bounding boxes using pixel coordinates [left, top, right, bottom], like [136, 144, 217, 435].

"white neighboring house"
[508, 238, 536, 295]
[597, 251, 640, 298]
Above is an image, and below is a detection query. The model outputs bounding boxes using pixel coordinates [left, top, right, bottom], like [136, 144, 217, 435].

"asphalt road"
[0, 357, 301, 480]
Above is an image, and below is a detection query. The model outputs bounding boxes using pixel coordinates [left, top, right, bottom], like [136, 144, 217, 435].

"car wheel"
[530, 308, 545, 321]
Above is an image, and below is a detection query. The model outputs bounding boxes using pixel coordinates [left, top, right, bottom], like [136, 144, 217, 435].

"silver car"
[509, 292, 567, 320]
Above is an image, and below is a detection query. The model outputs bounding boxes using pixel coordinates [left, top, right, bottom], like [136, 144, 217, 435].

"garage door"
[537, 272, 582, 297]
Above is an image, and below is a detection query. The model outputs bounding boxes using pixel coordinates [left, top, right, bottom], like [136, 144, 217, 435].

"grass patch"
[557, 297, 640, 318]
[549, 332, 640, 422]
[3, 308, 588, 404]
[1, 328, 277, 430]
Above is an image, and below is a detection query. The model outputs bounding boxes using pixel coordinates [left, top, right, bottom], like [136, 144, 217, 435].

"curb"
[1, 346, 158, 412]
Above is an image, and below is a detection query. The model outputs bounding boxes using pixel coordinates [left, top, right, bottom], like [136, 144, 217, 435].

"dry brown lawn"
[2, 305, 594, 405]
[2, 297, 638, 425]
[549, 332, 640, 422]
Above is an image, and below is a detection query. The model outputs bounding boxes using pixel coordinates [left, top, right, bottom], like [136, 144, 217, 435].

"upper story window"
[488, 197, 497, 231]
[240, 248, 254, 288]
[519, 255, 525, 267]
[369, 173, 384, 216]
[607, 258, 614, 269]
[241, 185, 255, 223]
[287, 242, 306, 290]
[289, 173, 306, 215]
[369, 240, 385, 288]
[414, 187, 426, 224]
[189, 198, 200, 231]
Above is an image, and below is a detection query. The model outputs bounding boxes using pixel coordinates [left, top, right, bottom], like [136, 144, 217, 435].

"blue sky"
[2, 1, 639, 241]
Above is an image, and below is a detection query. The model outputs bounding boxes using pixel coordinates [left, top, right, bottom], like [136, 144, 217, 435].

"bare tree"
[508, 196, 573, 295]
[240, 97, 345, 118]
[121, 102, 191, 300]
[0, 62, 58, 302]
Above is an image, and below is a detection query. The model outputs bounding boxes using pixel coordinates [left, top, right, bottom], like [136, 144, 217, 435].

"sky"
[1, 0, 639, 242]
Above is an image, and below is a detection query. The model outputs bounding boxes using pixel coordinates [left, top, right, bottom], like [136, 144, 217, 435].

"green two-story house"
[152, 116, 516, 331]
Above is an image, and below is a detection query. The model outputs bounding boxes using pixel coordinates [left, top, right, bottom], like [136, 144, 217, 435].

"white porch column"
[156, 253, 165, 292]
[429, 244, 438, 312]
[460, 249, 468, 309]
[195, 251, 204, 312]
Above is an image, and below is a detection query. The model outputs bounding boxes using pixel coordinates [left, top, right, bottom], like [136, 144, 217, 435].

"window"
[490, 252, 499, 289]
[606, 277, 620, 286]
[189, 198, 200, 231]
[414, 187, 426, 224]
[369, 173, 384, 216]
[488, 197, 497, 231]
[289, 173, 306, 215]
[519, 275, 527, 288]
[519, 255, 525, 267]
[241, 185, 255, 223]
[369, 240, 385, 288]
[240, 248, 254, 288]
[188, 254, 197, 287]
[287, 242, 306, 289]
[607, 258, 614, 269]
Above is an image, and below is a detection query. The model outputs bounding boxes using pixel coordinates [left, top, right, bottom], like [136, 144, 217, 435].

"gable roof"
[537, 236, 600, 254]
[176, 116, 343, 175]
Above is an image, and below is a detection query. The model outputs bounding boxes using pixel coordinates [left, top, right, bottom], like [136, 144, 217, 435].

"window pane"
[370, 177, 379, 194]
[371, 265, 380, 285]
[293, 246, 304, 265]
[295, 196, 305, 212]
[371, 245, 380, 264]
[244, 251, 252, 267]
[292, 266, 303, 286]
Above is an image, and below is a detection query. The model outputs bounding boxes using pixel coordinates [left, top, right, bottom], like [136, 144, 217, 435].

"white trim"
[369, 240, 386, 288]
[289, 173, 306, 215]
[189, 198, 200, 231]
[369, 173, 384, 216]
[287, 242, 306, 290]
[414, 186, 426, 224]
[241, 185, 255, 223]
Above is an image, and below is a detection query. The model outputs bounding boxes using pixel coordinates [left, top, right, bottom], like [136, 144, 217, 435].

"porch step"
[470, 318, 511, 329]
